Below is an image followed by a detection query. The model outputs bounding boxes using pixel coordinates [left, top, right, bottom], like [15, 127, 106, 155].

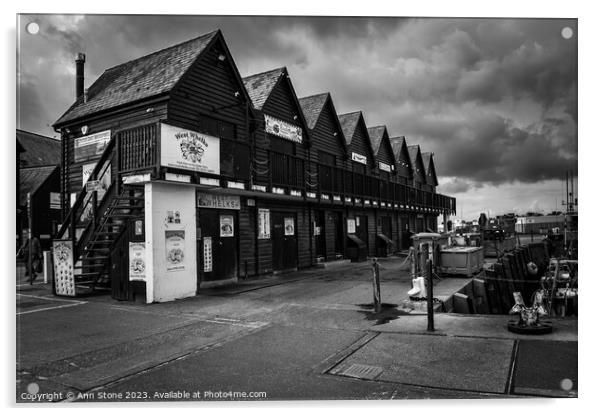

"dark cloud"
[17, 15, 577, 199]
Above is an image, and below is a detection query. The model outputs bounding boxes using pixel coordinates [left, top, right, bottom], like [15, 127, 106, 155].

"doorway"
[272, 211, 298, 271]
[197, 209, 238, 285]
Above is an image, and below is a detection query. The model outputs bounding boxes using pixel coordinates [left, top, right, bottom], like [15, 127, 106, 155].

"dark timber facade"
[52, 30, 456, 302]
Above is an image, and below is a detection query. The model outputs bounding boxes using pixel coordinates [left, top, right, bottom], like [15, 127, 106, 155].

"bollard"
[372, 258, 382, 313]
[426, 259, 435, 331]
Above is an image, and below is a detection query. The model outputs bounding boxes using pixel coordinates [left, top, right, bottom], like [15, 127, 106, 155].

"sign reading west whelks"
[161, 123, 220, 174]
[74, 130, 111, 162]
[264, 114, 302, 143]
[351, 152, 367, 165]
[197, 193, 241, 210]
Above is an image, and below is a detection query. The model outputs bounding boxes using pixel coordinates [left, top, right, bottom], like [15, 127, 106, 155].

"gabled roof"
[422, 152, 439, 186]
[298, 92, 348, 154]
[17, 129, 61, 167]
[54, 30, 220, 126]
[367, 125, 396, 165]
[338, 111, 376, 164]
[337, 112, 362, 145]
[19, 166, 58, 205]
[298, 93, 329, 130]
[242, 67, 285, 110]
[367, 126, 386, 154]
[389, 136, 413, 177]
[407, 144, 427, 182]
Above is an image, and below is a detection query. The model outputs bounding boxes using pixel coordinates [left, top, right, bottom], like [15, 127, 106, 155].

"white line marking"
[16, 293, 85, 304]
[17, 302, 87, 315]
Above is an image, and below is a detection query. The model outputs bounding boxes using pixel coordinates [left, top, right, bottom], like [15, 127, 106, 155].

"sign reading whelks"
[197, 193, 241, 210]
[161, 123, 220, 174]
[351, 152, 367, 165]
[74, 130, 111, 162]
[264, 115, 302, 143]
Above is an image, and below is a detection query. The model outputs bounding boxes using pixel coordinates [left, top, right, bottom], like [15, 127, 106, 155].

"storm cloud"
[17, 15, 577, 215]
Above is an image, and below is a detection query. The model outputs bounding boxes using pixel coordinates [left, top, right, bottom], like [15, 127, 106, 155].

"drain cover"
[339, 363, 383, 380]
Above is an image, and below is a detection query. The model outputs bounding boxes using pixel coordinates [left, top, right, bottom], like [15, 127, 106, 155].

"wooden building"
[51, 29, 456, 302]
[17, 129, 62, 251]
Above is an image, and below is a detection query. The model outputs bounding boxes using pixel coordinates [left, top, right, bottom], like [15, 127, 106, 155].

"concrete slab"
[512, 340, 578, 397]
[375, 314, 578, 341]
[331, 333, 515, 393]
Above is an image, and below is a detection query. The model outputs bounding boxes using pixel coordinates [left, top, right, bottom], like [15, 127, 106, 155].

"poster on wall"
[347, 219, 356, 234]
[52, 240, 75, 296]
[258, 209, 270, 239]
[264, 114, 303, 143]
[82, 162, 96, 185]
[165, 230, 185, 272]
[220, 215, 234, 237]
[129, 242, 146, 281]
[161, 123, 220, 174]
[203, 237, 213, 272]
[74, 130, 111, 162]
[284, 217, 295, 236]
[50, 192, 61, 210]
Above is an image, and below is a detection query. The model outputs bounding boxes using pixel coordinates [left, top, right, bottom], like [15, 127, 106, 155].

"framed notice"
[258, 209, 270, 239]
[52, 240, 75, 296]
[129, 242, 146, 281]
[284, 217, 295, 236]
[347, 218, 356, 234]
[203, 237, 213, 272]
[82, 162, 96, 185]
[74, 130, 111, 162]
[165, 230, 185, 272]
[50, 192, 61, 210]
[161, 123, 220, 174]
[220, 215, 234, 237]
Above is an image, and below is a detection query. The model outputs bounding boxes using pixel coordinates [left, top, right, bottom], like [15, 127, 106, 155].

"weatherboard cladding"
[367, 126, 395, 167]
[54, 31, 218, 126]
[299, 93, 347, 160]
[19, 166, 58, 205]
[338, 112, 374, 166]
[390, 136, 413, 180]
[422, 152, 437, 187]
[407, 144, 426, 183]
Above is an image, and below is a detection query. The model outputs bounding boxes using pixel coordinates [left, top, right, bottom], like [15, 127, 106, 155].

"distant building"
[515, 214, 565, 234]
[17, 129, 62, 251]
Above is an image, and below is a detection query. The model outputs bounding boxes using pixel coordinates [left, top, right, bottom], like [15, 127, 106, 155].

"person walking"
[22, 235, 42, 284]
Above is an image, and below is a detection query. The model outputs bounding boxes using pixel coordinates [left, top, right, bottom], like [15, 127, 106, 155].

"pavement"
[15, 256, 578, 403]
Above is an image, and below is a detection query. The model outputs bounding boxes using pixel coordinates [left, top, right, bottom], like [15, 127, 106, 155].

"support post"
[371, 258, 381, 313]
[427, 258, 435, 331]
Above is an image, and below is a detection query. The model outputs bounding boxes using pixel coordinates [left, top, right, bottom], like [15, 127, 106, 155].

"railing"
[270, 150, 305, 189]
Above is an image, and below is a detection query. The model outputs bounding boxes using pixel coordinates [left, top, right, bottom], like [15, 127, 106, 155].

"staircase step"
[114, 196, 144, 201]
[74, 272, 101, 278]
[96, 231, 121, 236]
[87, 240, 115, 246]
[82, 256, 110, 261]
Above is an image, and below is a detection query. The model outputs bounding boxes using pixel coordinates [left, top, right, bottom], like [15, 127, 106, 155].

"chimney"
[75, 53, 86, 100]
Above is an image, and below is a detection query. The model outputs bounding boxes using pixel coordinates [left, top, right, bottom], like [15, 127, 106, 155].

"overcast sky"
[16, 15, 577, 220]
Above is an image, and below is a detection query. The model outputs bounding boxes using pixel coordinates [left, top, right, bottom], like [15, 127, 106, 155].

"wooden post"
[427, 258, 435, 331]
[372, 258, 381, 313]
[27, 192, 33, 283]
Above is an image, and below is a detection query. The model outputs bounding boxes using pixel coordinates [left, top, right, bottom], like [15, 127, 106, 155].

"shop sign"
[220, 215, 234, 237]
[161, 123, 219, 174]
[347, 219, 356, 234]
[50, 192, 61, 209]
[197, 193, 241, 210]
[165, 172, 191, 183]
[284, 217, 295, 235]
[74, 130, 111, 162]
[165, 230, 185, 272]
[379, 162, 392, 172]
[129, 242, 146, 281]
[352, 152, 367, 165]
[258, 209, 270, 239]
[264, 114, 302, 144]
[86, 180, 101, 192]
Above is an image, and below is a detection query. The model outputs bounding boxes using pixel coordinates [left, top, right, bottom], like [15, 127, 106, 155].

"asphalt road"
[16, 256, 577, 403]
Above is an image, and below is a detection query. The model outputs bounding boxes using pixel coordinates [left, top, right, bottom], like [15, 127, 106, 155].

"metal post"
[426, 259, 435, 331]
[27, 192, 33, 284]
[372, 258, 381, 313]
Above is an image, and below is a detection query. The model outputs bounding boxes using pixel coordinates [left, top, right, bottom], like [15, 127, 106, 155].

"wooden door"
[333, 211, 344, 257]
[355, 215, 369, 250]
[272, 211, 298, 271]
[197, 209, 238, 283]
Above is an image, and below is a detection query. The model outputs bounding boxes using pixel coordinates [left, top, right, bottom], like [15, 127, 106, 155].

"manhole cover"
[339, 363, 383, 380]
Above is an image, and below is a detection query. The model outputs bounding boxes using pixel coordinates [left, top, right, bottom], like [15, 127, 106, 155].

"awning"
[377, 233, 394, 245]
[347, 234, 366, 248]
